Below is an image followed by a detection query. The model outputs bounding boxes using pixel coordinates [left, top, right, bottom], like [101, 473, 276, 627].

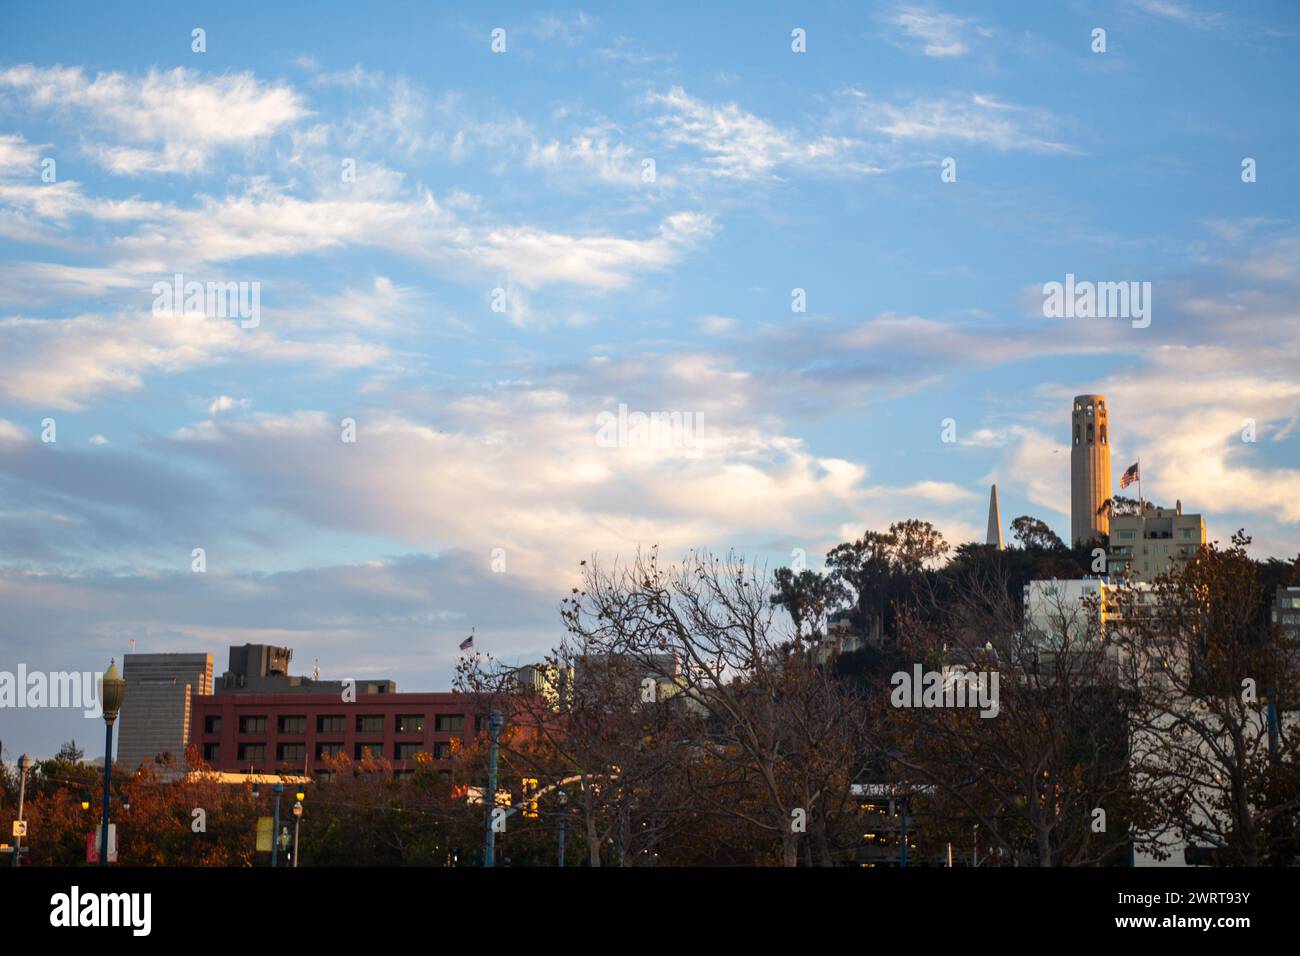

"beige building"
[1070, 395, 1112, 547]
[1107, 502, 1205, 582]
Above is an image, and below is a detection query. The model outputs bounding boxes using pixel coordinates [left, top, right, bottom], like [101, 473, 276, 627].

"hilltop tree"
[1010, 516, 1066, 552]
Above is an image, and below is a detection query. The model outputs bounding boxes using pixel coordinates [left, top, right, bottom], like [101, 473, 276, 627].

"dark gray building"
[218, 643, 396, 695]
[118, 653, 214, 771]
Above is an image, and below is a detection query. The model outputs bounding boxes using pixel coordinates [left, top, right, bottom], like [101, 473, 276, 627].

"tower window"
[1099, 425, 1107, 444]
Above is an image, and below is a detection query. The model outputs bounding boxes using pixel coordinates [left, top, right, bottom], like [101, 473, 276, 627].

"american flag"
[1120, 462, 1140, 489]
[459, 632, 474, 651]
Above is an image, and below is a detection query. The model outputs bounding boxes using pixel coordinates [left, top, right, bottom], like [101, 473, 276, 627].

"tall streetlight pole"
[483, 711, 503, 868]
[556, 789, 567, 868]
[292, 800, 303, 867]
[99, 661, 125, 868]
[270, 783, 284, 867]
[11, 754, 28, 868]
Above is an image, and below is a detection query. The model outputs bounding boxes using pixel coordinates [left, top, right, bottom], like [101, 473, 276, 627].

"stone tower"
[986, 484, 1003, 550]
[1070, 394, 1112, 546]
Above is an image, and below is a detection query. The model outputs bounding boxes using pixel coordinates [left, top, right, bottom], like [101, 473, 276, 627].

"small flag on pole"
[459, 630, 474, 652]
[1119, 462, 1140, 489]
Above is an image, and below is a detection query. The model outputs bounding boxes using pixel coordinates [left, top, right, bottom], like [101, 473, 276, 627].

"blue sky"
[2, 1, 1298, 758]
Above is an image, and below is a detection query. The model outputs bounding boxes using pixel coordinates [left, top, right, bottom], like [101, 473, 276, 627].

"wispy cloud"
[886, 5, 990, 57]
[0, 65, 308, 175]
[1131, 0, 1224, 31]
[648, 86, 881, 180]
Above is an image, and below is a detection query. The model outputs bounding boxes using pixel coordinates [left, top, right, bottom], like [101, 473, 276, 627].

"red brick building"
[190, 692, 489, 778]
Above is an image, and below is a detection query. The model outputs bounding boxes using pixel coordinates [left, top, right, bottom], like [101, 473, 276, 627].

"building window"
[239, 716, 267, 734]
[395, 743, 423, 760]
[1099, 425, 1107, 444]
[237, 743, 266, 762]
[356, 742, 385, 760]
[396, 714, 424, 734]
[393, 769, 414, 781]
[356, 715, 385, 734]
[204, 716, 222, 734]
[435, 714, 465, 733]
[317, 715, 345, 734]
[278, 715, 306, 734]
[317, 743, 344, 760]
[433, 742, 452, 759]
[278, 742, 306, 762]
[202, 743, 220, 761]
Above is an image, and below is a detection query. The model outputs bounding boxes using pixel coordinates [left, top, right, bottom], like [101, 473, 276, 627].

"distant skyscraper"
[1070, 394, 1112, 547]
[986, 484, 1003, 550]
[118, 653, 213, 771]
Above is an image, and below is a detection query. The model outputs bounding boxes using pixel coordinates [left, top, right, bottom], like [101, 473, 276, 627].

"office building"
[1107, 502, 1205, 583]
[218, 643, 396, 695]
[117, 653, 213, 771]
[192, 692, 485, 779]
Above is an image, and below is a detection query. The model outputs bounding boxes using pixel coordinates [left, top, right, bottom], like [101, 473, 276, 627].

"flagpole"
[1137, 457, 1142, 510]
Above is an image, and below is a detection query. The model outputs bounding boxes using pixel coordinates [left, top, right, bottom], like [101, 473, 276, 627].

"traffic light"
[79, 790, 91, 811]
[295, 784, 306, 802]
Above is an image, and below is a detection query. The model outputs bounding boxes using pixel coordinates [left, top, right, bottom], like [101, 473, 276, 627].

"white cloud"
[845, 90, 1073, 153]
[208, 395, 250, 416]
[648, 86, 881, 181]
[1131, 0, 1223, 30]
[0, 132, 42, 172]
[697, 314, 737, 335]
[889, 6, 986, 57]
[526, 132, 644, 185]
[0, 65, 308, 174]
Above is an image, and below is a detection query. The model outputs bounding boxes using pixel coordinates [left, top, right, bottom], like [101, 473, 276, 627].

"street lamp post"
[11, 754, 28, 868]
[270, 783, 284, 867]
[99, 660, 125, 868]
[556, 789, 567, 868]
[292, 800, 303, 867]
[484, 711, 503, 868]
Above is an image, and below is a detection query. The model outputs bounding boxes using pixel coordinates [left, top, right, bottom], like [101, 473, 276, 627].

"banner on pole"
[256, 816, 274, 852]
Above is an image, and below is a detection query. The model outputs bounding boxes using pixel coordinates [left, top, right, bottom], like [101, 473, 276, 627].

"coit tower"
[1070, 394, 1112, 547]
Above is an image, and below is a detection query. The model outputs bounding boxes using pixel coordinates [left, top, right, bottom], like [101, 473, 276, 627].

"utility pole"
[270, 783, 284, 867]
[484, 711, 503, 868]
[556, 789, 567, 868]
[11, 754, 28, 868]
